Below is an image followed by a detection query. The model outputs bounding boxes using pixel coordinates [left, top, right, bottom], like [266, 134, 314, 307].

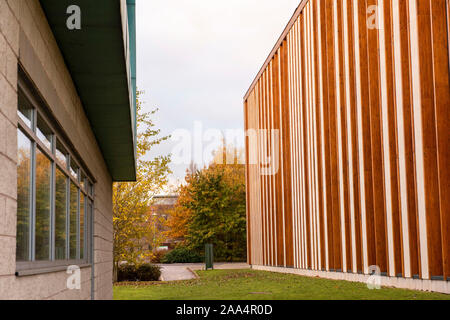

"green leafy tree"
[169, 145, 247, 262]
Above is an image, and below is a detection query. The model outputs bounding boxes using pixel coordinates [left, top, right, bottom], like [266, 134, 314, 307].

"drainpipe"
[91, 200, 95, 300]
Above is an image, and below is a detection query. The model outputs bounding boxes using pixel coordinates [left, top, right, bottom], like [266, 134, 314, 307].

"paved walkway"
[158, 263, 249, 281]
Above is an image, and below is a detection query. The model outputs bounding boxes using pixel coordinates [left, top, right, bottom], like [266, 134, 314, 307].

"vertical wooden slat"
[415, 0, 443, 279]
[300, 12, 313, 270]
[336, 0, 351, 273]
[392, 0, 412, 278]
[272, 51, 285, 267]
[288, 31, 297, 268]
[400, 0, 421, 277]
[366, 0, 389, 274]
[294, 19, 304, 269]
[314, 0, 328, 271]
[280, 40, 294, 268]
[352, 0, 369, 273]
[321, 0, 335, 272]
[288, 30, 299, 268]
[326, 0, 342, 271]
[346, 0, 364, 273]
[378, 0, 396, 277]
[312, 0, 326, 271]
[260, 75, 268, 266]
[244, 100, 252, 266]
[382, 0, 404, 277]
[430, 0, 450, 281]
[342, 0, 357, 273]
[356, 0, 377, 270]
[281, 36, 295, 268]
[267, 62, 275, 266]
[409, 0, 430, 279]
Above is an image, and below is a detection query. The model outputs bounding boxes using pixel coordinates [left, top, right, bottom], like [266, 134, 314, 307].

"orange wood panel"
[272, 51, 285, 267]
[336, 0, 353, 272]
[312, 0, 327, 271]
[266, 67, 274, 266]
[280, 40, 294, 268]
[366, 0, 388, 274]
[429, 0, 450, 279]
[356, 0, 376, 268]
[383, 0, 404, 277]
[320, 0, 335, 271]
[244, 100, 252, 266]
[258, 78, 267, 266]
[401, 0, 421, 277]
[346, 0, 363, 273]
[416, 0, 443, 279]
[299, 13, 312, 269]
[325, 0, 342, 271]
[266, 64, 273, 266]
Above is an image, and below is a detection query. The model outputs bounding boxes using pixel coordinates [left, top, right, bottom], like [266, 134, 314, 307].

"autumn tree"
[113, 91, 171, 279]
[166, 144, 247, 262]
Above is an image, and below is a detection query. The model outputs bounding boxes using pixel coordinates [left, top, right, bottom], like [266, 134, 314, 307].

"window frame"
[16, 75, 95, 275]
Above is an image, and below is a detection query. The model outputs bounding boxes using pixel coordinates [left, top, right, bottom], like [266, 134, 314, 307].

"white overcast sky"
[136, 0, 300, 185]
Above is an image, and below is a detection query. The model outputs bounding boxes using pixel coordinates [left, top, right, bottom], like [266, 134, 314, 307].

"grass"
[113, 269, 450, 300]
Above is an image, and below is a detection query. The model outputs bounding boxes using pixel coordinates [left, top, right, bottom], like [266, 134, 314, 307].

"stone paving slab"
[157, 263, 250, 281]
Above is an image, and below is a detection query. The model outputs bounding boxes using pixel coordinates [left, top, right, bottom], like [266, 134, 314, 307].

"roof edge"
[243, 0, 309, 101]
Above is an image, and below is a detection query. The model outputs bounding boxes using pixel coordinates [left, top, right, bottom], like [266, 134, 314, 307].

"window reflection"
[35, 148, 51, 261]
[80, 193, 85, 260]
[36, 114, 52, 150]
[70, 182, 78, 259]
[17, 130, 31, 261]
[16, 85, 94, 265]
[55, 169, 67, 260]
[80, 173, 86, 191]
[56, 139, 68, 169]
[18, 93, 33, 128]
[70, 159, 79, 180]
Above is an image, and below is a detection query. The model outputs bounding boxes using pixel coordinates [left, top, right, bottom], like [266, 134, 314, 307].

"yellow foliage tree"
[113, 91, 171, 279]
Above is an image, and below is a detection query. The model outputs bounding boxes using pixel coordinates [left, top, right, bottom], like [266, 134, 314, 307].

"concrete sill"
[16, 264, 91, 277]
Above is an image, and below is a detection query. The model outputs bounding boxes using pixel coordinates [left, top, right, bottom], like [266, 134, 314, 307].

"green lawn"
[113, 269, 449, 300]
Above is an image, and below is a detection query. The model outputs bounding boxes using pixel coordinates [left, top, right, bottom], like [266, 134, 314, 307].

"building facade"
[244, 0, 449, 293]
[0, 0, 136, 299]
[150, 194, 180, 249]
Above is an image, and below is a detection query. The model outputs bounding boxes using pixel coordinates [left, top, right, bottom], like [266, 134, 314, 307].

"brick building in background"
[150, 194, 180, 250]
[0, 0, 137, 299]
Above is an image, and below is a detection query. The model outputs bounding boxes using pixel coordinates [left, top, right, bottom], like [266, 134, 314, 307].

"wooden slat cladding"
[244, 0, 450, 281]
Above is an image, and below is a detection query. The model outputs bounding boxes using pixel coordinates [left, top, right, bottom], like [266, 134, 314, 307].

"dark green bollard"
[205, 244, 214, 270]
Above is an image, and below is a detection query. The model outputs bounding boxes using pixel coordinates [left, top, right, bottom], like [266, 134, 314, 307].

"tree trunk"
[113, 261, 119, 283]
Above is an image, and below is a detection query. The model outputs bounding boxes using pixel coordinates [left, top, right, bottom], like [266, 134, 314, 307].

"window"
[16, 77, 94, 272]
[16, 130, 32, 261]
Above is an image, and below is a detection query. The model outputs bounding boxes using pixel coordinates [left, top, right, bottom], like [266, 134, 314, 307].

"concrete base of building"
[251, 265, 450, 295]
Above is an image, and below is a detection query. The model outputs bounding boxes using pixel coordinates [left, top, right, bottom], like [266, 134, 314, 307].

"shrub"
[161, 247, 203, 264]
[117, 264, 138, 282]
[136, 264, 161, 281]
[151, 250, 168, 264]
[117, 264, 161, 282]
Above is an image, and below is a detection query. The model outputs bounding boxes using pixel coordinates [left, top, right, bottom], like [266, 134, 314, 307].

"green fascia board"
[39, 0, 137, 181]
[127, 0, 137, 144]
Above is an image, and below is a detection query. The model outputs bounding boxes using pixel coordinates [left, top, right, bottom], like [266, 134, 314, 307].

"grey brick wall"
[0, 0, 115, 300]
